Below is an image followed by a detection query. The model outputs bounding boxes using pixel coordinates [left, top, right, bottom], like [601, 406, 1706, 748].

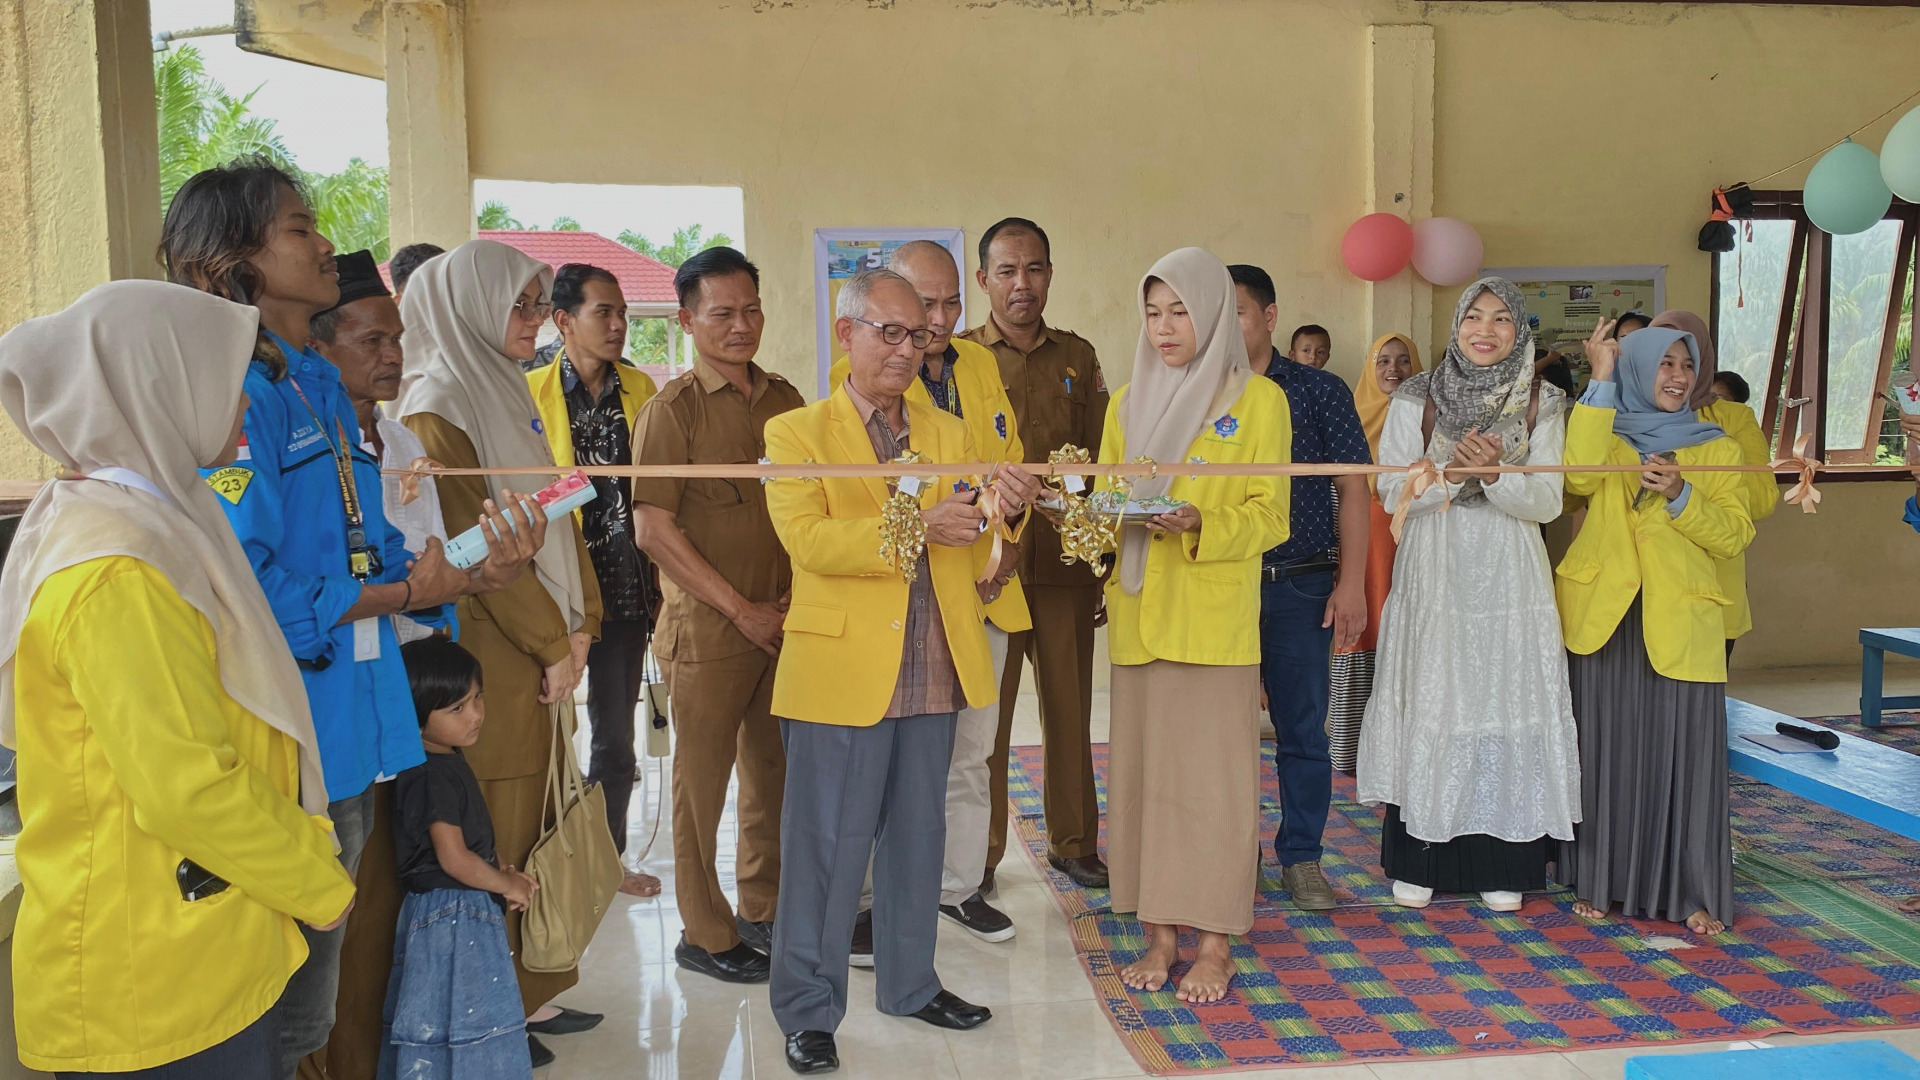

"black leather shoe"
[940, 892, 1015, 942]
[848, 907, 874, 968]
[675, 934, 771, 983]
[1048, 852, 1111, 889]
[527, 1034, 555, 1069]
[737, 915, 774, 956]
[784, 1030, 839, 1074]
[907, 989, 992, 1031]
[526, 1005, 603, 1036]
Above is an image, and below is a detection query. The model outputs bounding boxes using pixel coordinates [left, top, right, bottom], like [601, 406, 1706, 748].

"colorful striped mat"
[1007, 742, 1920, 1073]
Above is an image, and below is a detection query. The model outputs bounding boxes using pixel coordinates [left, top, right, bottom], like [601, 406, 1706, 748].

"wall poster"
[1482, 264, 1666, 380]
[813, 227, 967, 397]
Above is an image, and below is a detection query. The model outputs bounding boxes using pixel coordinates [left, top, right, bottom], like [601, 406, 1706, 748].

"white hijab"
[395, 239, 587, 631]
[1116, 247, 1251, 596]
[0, 281, 331, 815]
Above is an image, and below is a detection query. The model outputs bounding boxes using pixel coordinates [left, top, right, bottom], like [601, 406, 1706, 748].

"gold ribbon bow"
[397, 457, 445, 506]
[1771, 432, 1822, 514]
[1389, 459, 1449, 542]
[1044, 445, 1125, 574]
[878, 450, 930, 583]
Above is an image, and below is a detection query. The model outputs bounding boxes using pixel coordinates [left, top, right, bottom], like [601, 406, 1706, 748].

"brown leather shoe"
[1280, 861, 1337, 911]
[1047, 853, 1110, 889]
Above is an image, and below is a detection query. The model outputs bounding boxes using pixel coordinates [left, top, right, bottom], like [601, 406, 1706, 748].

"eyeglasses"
[513, 297, 554, 323]
[849, 316, 934, 351]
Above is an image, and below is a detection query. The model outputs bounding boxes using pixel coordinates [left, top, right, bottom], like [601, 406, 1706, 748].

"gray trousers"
[270, 785, 376, 1079]
[770, 712, 955, 1035]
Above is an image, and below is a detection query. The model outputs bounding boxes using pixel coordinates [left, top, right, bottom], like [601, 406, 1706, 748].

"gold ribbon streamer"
[1771, 433, 1823, 514]
[877, 451, 929, 583]
[1389, 459, 1449, 543]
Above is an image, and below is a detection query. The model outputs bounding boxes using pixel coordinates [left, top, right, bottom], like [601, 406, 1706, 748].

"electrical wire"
[1744, 86, 1920, 188]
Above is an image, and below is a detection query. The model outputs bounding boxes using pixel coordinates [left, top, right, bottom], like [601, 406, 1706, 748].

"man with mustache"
[957, 217, 1111, 891]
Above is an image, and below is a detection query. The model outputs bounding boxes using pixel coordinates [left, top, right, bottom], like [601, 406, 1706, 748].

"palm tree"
[618, 225, 733, 364]
[477, 201, 524, 230]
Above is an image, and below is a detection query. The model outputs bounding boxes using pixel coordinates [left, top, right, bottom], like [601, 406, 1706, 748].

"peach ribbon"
[1389, 459, 1449, 543]
[974, 465, 1033, 589]
[1770, 433, 1822, 514]
[395, 457, 444, 506]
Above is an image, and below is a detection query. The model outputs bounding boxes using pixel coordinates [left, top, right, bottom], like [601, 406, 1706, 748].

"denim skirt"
[379, 887, 531, 1080]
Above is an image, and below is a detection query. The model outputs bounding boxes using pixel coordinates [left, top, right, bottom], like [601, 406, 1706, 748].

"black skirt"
[1380, 805, 1549, 892]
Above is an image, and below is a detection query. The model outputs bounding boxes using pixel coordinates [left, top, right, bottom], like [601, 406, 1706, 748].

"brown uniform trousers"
[632, 359, 803, 952]
[958, 319, 1110, 866]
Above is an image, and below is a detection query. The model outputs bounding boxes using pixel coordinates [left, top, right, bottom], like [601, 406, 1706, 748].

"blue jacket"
[201, 332, 453, 803]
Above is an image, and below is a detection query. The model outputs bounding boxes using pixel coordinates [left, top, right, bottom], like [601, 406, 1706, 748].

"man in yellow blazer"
[829, 240, 1027, 948]
[525, 264, 662, 897]
[764, 270, 1040, 1075]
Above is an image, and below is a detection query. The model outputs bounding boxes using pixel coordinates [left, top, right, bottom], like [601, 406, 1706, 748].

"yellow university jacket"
[1556, 402, 1755, 683]
[1698, 398, 1780, 640]
[829, 338, 1031, 633]
[1099, 377, 1291, 667]
[763, 387, 999, 725]
[12, 557, 356, 1074]
[528, 352, 659, 469]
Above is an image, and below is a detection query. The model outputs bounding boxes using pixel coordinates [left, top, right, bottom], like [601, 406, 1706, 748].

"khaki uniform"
[957, 318, 1109, 866]
[631, 359, 804, 953]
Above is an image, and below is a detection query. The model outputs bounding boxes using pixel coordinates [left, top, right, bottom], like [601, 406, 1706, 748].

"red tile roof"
[480, 230, 678, 305]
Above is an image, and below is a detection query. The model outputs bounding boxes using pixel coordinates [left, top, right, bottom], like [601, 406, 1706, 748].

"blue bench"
[1625, 1040, 1920, 1078]
[1861, 628, 1920, 728]
[1727, 699, 1920, 842]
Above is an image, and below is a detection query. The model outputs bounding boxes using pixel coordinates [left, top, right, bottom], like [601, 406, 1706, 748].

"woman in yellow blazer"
[1100, 249, 1289, 1006]
[1649, 309, 1780, 653]
[0, 282, 355, 1074]
[1556, 318, 1754, 939]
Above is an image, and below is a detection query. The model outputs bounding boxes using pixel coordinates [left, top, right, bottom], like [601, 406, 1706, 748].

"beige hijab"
[0, 281, 331, 815]
[1116, 247, 1251, 596]
[395, 239, 587, 631]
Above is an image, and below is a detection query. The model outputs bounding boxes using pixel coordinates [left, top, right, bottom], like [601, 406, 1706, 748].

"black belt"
[1262, 557, 1337, 583]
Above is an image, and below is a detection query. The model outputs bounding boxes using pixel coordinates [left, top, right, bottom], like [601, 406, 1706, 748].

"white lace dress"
[1354, 395, 1581, 844]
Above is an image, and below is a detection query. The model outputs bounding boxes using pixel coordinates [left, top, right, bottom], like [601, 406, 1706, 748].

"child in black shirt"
[379, 639, 536, 1079]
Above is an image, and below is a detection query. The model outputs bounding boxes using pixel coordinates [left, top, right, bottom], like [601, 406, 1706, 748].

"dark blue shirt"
[1260, 350, 1371, 566]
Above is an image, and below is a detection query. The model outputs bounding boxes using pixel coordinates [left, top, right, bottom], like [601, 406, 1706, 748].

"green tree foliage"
[477, 201, 524, 230]
[551, 215, 582, 231]
[155, 45, 393, 260]
[616, 225, 733, 364]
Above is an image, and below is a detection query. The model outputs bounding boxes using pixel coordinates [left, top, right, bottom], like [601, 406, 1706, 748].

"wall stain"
[961, 0, 1164, 13]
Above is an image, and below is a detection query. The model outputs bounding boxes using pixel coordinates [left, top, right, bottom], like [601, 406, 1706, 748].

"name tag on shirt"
[898, 475, 924, 498]
[353, 617, 382, 662]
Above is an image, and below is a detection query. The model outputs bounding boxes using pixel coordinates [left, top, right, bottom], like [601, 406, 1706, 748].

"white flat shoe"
[1481, 890, 1523, 912]
[1391, 880, 1433, 908]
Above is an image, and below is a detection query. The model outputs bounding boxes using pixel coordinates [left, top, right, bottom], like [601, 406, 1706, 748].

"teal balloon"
[1881, 106, 1920, 202]
[1804, 139, 1892, 236]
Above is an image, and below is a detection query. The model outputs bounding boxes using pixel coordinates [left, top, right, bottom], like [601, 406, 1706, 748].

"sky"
[149, 0, 746, 250]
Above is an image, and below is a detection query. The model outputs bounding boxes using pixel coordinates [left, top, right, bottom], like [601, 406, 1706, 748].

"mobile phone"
[177, 858, 230, 902]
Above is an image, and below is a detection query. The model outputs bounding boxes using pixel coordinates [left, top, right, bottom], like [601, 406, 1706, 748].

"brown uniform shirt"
[957, 318, 1110, 587]
[631, 359, 805, 662]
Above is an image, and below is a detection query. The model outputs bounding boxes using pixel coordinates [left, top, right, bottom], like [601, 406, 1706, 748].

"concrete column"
[385, 0, 472, 252]
[0, 0, 161, 480]
[1365, 24, 1435, 357]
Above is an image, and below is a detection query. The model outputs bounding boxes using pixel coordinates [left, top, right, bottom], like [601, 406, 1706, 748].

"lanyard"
[286, 375, 380, 581]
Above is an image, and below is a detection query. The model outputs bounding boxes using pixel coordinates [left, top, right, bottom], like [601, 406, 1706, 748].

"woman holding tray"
[1099, 247, 1289, 1004]
[396, 239, 605, 1056]
[1556, 318, 1752, 937]
[1356, 277, 1580, 913]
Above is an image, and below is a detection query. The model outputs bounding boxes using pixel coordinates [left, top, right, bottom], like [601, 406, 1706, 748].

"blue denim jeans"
[379, 888, 530, 1080]
[1260, 571, 1335, 867]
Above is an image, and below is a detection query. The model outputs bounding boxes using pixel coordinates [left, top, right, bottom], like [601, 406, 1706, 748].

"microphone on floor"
[1775, 722, 1840, 751]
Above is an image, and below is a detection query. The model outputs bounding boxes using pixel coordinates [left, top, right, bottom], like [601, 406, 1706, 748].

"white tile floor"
[537, 664, 1920, 1079]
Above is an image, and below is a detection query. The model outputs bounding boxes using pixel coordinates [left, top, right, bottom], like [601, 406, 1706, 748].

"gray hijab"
[1394, 277, 1545, 500]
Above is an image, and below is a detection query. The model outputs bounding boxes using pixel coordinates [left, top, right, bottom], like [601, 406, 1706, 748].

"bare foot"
[1900, 895, 1920, 914]
[1685, 909, 1725, 936]
[1571, 899, 1608, 920]
[1176, 931, 1234, 1005]
[620, 871, 662, 898]
[1120, 922, 1178, 993]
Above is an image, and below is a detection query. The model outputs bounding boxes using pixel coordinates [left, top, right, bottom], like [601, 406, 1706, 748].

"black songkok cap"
[324, 250, 392, 313]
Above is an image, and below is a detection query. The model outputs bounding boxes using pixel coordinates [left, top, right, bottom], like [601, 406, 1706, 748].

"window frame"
[1710, 191, 1918, 474]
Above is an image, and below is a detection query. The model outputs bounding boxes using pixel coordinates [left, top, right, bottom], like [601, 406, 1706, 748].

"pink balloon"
[1410, 217, 1485, 287]
[1341, 214, 1415, 281]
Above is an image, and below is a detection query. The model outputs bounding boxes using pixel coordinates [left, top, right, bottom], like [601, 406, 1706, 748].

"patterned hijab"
[1116, 247, 1251, 596]
[1394, 277, 1539, 500]
[1611, 326, 1726, 455]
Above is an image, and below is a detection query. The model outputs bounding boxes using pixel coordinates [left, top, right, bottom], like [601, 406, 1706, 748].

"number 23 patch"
[205, 466, 253, 505]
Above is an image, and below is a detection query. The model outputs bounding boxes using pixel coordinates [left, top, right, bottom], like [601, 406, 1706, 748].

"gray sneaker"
[1280, 861, 1337, 911]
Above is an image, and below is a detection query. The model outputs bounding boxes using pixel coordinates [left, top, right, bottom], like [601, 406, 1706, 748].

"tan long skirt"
[1107, 660, 1261, 936]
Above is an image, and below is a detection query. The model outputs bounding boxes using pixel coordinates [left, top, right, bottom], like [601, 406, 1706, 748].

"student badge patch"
[994, 411, 1008, 440]
[206, 466, 253, 505]
[1214, 414, 1239, 438]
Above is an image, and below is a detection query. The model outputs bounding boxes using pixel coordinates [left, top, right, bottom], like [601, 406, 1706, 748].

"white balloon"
[1410, 218, 1484, 287]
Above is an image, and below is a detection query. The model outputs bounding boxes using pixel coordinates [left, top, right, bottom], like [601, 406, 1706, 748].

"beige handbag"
[520, 701, 624, 973]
